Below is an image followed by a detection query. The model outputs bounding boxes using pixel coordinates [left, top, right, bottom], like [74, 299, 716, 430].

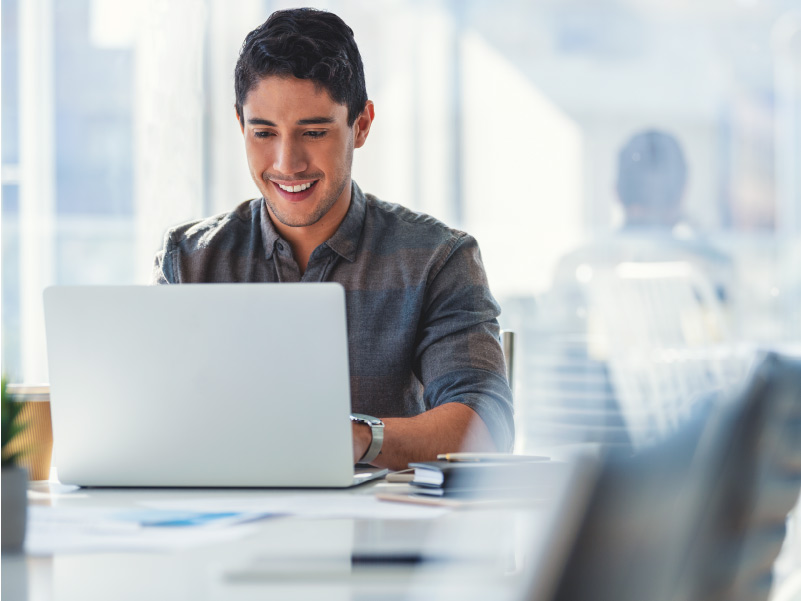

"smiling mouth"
[273, 180, 318, 193]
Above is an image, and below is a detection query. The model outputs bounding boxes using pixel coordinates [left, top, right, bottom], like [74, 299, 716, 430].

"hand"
[354, 404, 498, 471]
[352, 422, 372, 464]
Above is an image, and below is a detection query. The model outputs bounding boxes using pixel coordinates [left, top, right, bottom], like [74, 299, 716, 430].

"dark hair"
[234, 8, 367, 126]
[617, 130, 688, 210]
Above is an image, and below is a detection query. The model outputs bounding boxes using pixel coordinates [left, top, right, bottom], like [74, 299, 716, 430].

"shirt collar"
[259, 181, 366, 262]
[325, 181, 365, 263]
[259, 199, 281, 260]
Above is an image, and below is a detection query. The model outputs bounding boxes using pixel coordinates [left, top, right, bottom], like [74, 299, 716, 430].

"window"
[2, 0, 801, 454]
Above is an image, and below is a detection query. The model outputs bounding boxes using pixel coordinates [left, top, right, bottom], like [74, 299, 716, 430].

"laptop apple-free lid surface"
[43, 283, 375, 488]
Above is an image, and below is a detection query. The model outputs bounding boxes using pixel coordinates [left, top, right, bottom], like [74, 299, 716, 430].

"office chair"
[673, 352, 801, 601]
[522, 260, 729, 454]
[539, 352, 801, 601]
[588, 260, 729, 448]
[541, 400, 713, 601]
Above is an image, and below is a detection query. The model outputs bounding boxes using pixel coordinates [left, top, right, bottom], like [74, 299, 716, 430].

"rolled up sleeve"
[416, 234, 515, 451]
[151, 230, 178, 285]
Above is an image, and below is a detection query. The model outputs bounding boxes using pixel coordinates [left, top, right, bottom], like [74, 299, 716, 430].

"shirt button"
[276, 242, 284, 252]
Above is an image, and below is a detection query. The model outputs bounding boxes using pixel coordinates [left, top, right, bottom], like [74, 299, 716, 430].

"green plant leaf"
[1, 375, 31, 467]
[2, 450, 27, 468]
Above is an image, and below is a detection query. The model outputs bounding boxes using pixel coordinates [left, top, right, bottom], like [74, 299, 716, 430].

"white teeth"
[277, 182, 313, 193]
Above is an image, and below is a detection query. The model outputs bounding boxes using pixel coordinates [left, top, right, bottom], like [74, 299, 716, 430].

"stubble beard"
[261, 144, 354, 229]
[264, 175, 349, 228]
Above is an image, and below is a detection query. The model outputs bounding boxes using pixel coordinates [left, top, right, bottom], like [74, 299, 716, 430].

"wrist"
[354, 423, 371, 459]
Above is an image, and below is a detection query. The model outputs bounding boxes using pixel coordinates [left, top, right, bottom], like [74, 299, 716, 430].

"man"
[152, 8, 513, 471]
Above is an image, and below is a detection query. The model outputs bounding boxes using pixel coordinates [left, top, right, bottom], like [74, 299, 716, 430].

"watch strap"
[350, 413, 385, 464]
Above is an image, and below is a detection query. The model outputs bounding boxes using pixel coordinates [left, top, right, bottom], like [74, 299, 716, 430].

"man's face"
[239, 76, 372, 230]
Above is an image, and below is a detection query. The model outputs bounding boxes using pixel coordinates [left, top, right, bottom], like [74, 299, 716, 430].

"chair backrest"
[520, 259, 731, 454]
[588, 260, 730, 448]
[501, 329, 516, 394]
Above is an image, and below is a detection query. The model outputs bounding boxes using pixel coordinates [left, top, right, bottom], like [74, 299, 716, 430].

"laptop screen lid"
[43, 283, 361, 488]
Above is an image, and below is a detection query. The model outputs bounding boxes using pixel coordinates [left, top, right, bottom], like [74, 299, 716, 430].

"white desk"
[2, 479, 554, 601]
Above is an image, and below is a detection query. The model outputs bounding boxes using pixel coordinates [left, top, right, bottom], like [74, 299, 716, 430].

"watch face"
[350, 413, 383, 426]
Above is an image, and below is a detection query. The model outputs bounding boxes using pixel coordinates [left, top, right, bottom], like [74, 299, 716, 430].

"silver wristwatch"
[350, 413, 385, 464]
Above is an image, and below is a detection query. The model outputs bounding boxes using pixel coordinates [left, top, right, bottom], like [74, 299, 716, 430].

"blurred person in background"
[554, 129, 735, 307]
[529, 130, 735, 452]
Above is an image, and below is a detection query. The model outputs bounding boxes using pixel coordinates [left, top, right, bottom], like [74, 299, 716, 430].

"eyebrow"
[297, 116, 336, 125]
[247, 116, 336, 126]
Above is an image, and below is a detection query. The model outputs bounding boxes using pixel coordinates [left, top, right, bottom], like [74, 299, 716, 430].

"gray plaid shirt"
[152, 182, 514, 450]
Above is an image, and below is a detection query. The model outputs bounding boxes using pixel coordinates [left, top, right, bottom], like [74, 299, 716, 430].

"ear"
[353, 100, 374, 149]
[236, 107, 245, 135]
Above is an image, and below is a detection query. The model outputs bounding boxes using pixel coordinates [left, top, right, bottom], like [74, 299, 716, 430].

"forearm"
[353, 403, 498, 471]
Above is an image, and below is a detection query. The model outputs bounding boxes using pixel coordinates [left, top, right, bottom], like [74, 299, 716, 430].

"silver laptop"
[43, 283, 386, 488]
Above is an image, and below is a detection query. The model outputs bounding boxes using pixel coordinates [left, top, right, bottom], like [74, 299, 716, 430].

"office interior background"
[2, 0, 801, 457]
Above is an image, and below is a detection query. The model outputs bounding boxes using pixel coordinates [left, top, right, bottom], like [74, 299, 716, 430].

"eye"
[304, 130, 327, 139]
[253, 130, 275, 139]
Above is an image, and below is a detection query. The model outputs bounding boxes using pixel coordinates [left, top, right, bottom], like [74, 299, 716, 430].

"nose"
[273, 136, 308, 176]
